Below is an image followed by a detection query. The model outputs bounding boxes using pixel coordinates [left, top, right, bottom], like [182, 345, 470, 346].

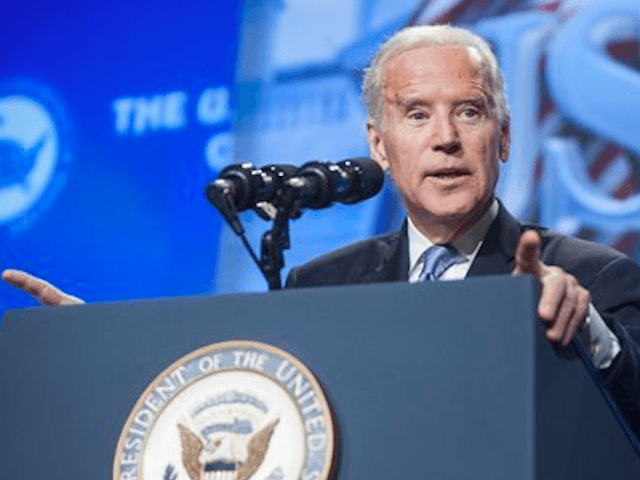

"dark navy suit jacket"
[286, 203, 640, 436]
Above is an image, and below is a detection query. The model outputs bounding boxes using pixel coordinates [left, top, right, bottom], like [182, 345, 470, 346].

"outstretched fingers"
[513, 230, 543, 277]
[562, 284, 591, 346]
[539, 269, 574, 342]
[512, 230, 591, 346]
[536, 266, 567, 325]
[2, 269, 84, 306]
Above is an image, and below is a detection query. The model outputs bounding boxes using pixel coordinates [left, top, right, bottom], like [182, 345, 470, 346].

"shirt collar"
[408, 198, 500, 273]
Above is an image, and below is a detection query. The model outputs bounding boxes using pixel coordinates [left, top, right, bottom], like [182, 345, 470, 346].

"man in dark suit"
[3, 24, 640, 434]
[284, 24, 640, 434]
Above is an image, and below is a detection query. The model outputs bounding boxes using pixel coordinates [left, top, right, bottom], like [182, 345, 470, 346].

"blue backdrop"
[0, 1, 239, 311]
[2, 0, 640, 313]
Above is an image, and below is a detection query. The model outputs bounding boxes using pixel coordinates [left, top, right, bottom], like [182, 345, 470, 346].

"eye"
[408, 110, 429, 121]
[456, 105, 484, 122]
[462, 107, 479, 118]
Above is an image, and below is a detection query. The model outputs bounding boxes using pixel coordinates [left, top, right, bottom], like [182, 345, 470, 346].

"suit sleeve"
[587, 255, 640, 434]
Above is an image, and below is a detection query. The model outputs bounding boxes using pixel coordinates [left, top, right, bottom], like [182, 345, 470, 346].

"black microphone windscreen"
[338, 158, 384, 204]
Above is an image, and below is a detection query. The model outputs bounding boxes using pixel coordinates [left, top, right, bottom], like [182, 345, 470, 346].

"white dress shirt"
[407, 199, 621, 369]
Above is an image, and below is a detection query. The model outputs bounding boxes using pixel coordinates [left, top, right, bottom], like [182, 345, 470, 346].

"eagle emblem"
[113, 341, 334, 480]
[178, 419, 279, 480]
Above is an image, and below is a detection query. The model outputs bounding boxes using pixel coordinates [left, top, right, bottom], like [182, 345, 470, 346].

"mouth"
[426, 167, 471, 180]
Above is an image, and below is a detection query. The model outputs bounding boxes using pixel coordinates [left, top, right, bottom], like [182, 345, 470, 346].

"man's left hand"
[512, 230, 591, 346]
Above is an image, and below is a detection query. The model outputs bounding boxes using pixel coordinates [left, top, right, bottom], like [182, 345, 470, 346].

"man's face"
[368, 44, 509, 240]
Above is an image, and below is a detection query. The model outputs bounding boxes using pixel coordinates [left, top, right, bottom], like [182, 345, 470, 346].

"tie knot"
[418, 245, 459, 282]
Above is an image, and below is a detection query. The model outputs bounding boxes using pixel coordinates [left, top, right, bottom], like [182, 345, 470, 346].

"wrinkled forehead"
[380, 44, 496, 107]
[380, 41, 485, 74]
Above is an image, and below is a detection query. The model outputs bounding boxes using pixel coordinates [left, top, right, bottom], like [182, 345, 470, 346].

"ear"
[499, 121, 510, 162]
[367, 120, 389, 171]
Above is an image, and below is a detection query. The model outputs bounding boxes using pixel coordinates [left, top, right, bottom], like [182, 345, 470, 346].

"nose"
[431, 115, 461, 155]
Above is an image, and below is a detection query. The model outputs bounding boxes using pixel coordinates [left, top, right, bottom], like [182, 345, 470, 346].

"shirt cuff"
[584, 303, 621, 369]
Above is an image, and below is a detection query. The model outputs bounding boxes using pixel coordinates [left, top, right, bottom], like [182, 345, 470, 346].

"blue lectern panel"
[2, 276, 639, 479]
[1, 276, 533, 479]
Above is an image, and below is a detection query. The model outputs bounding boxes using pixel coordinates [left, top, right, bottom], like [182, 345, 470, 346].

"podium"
[1, 275, 639, 479]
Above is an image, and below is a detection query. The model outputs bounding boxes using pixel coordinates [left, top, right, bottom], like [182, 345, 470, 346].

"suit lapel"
[467, 203, 522, 277]
[356, 221, 409, 284]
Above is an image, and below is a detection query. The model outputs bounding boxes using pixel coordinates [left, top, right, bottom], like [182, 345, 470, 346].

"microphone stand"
[209, 181, 300, 291]
[260, 186, 298, 290]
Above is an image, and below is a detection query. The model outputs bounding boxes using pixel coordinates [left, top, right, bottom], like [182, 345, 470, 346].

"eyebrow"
[393, 94, 488, 110]
[454, 95, 488, 107]
[393, 96, 430, 110]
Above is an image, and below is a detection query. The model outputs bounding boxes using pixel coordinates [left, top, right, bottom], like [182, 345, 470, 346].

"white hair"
[362, 25, 510, 127]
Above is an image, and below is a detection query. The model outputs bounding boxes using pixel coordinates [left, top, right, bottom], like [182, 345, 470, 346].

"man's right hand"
[1, 269, 84, 306]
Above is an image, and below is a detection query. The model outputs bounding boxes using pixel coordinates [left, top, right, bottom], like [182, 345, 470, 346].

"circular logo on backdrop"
[0, 79, 71, 226]
[114, 340, 336, 480]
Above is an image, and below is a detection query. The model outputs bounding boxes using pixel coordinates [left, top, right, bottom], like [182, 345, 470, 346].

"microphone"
[206, 163, 299, 233]
[206, 163, 273, 211]
[286, 157, 384, 209]
[205, 158, 383, 218]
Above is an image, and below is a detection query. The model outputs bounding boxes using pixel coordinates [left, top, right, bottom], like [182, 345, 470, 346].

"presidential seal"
[114, 341, 335, 480]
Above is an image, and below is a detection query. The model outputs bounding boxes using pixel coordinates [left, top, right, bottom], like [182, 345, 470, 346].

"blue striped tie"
[418, 245, 459, 282]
